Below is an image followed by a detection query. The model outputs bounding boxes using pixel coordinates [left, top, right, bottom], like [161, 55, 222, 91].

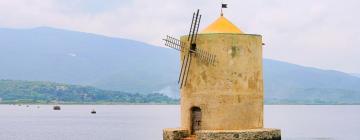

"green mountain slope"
[0, 80, 177, 104]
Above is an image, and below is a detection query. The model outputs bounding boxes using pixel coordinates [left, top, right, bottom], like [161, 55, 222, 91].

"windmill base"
[163, 128, 281, 140]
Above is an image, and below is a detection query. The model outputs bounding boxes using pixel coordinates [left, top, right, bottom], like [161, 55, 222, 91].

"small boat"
[91, 109, 96, 114]
[53, 106, 61, 110]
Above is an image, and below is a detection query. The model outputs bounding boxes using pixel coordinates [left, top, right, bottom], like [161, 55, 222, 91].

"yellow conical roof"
[201, 16, 243, 34]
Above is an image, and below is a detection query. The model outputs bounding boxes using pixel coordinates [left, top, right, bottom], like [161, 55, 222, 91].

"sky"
[0, 0, 359, 73]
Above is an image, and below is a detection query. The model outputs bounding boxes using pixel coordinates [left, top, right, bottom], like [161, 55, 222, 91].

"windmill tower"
[163, 5, 281, 140]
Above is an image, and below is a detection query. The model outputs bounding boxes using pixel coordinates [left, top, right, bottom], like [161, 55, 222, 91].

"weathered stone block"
[196, 128, 281, 140]
[163, 128, 190, 140]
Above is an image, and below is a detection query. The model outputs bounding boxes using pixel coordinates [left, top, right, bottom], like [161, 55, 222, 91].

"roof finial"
[221, 1, 228, 16]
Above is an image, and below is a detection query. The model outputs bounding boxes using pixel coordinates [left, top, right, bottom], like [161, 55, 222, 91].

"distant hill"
[0, 80, 177, 104]
[351, 73, 360, 78]
[1, 27, 360, 104]
[264, 60, 360, 104]
[0, 27, 179, 97]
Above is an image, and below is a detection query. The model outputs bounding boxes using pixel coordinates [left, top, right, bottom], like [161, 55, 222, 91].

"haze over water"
[0, 105, 359, 140]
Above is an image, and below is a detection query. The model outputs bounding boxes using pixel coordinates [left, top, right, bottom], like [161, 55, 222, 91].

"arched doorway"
[191, 107, 202, 134]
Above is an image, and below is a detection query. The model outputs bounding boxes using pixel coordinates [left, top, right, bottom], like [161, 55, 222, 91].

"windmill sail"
[182, 52, 192, 87]
[179, 9, 201, 88]
[164, 35, 186, 51]
[162, 9, 217, 89]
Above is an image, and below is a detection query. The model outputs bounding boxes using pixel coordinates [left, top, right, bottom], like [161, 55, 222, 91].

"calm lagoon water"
[0, 105, 359, 140]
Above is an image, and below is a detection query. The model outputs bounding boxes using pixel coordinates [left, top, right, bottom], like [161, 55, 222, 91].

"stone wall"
[196, 129, 281, 140]
[163, 128, 281, 140]
[163, 128, 190, 140]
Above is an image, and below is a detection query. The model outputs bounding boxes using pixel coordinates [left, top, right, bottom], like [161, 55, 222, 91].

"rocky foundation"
[163, 128, 190, 140]
[163, 128, 281, 140]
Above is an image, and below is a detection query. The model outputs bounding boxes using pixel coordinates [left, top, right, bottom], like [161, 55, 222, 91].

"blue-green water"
[0, 105, 359, 140]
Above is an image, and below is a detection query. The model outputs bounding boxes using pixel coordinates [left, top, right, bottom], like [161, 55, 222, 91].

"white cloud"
[0, 0, 359, 73]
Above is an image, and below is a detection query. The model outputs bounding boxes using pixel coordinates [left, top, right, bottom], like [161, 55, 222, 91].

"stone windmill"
[163, 5, 281, 140]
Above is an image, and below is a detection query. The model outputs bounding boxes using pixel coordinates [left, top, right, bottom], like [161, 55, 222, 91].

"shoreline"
[2, 103, 360, 105]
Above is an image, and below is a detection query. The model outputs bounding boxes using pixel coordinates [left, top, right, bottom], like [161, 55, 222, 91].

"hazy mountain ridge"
[1, 27, 360, 104]
[263, 60, 360, 104]
[352, 73, 360, 78]
[0, 27, 179, 97]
